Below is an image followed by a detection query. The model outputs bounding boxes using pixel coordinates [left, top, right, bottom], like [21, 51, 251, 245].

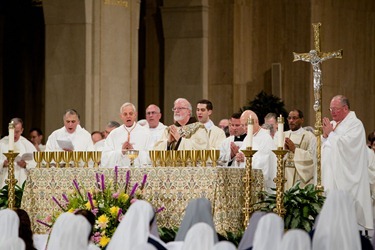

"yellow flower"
[110, 206, 120, 217]
[97, 214, 109, 229]
[118, 192, 129, 203]
[67, 208, 75, 213]
[85, 200, 97, 210]
[99, 235, 110, 247]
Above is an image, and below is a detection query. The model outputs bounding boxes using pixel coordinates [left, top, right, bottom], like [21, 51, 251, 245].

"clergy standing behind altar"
[0, 118, 36, 188]
[101, 102, 150, 167]
[219, 112, 246, 166]
[322, 95, 373, 229]
[235, 110, 277, 190]
[45, 109, 94, 151]
[196, 99, 226, 149]
[94, 121, 121, 151]
[154, 98, 208, 150]
[283, 109, 316, 189]
[144, 104, 167, 149]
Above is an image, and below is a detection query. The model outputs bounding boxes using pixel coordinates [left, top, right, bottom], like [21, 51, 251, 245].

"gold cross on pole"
[293, 22, 343, 191]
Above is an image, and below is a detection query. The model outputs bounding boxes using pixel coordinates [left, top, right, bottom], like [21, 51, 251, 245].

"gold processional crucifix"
[293, 23, 343, 191]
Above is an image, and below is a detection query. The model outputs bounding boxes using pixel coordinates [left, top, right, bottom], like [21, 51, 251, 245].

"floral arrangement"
[37, 167, 164, 249]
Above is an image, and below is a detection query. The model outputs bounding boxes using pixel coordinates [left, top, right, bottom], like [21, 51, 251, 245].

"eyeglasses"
[171, 107, 188, 112]
[146, 111, 159, 116]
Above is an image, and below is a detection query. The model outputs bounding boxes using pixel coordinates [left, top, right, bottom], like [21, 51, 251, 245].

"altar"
[21, 167, 264, 235]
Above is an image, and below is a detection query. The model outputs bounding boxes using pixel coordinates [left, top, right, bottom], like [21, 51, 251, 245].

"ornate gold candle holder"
[91, 151, 102, 168]
[272, 147, 288, 218]
[33, 151, 44, 168]
[4, 151, 19, 209]
[62, 151, 73, 167]
[81, 151, 92, 168]
[149, 150, 160, 167]
[72, 151, 82, 168]
[241, 147, 257, 228]
[43, 151, 53, 168]
[209, 149, 220, 167]
[199, 150, 209, 167]
[53, 151, 62, 168]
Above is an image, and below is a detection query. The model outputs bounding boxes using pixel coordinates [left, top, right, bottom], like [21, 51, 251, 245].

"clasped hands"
[168, 125, 181, 143]
[322, 117, 334, 138]
[122, 141, 134, 154]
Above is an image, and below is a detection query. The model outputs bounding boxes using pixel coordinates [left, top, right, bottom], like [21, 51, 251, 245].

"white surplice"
[45, 125, 94, 151]
[0, 136, 36, 188]
[203, 120, 226, 149]
[322, 111, 373, 229]
[236, 128, 277, 190]
[146, 122, 167, 150]
[101, 123, 150, 167]
[284, 128, 316, 189]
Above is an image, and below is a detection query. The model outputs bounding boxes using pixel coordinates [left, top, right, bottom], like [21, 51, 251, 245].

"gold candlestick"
[272, 148, 288, 218]
[241, 147, 257, 228]
[4, 151, 19, 209]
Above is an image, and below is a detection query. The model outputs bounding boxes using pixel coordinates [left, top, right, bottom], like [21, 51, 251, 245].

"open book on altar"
[57, 139, 74, 151]
[15, 153, 33, 162]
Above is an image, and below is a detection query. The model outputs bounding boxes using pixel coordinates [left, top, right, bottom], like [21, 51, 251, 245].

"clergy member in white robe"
[283, 109, 316, 189]
[0, 118, 36, 188]
[196, 99, 226, 149]
[144, 104, 167, 150]
[94, 121, 120, 151]
[46, 109, 94, 151]
[322, 95, 373, 229]
[219, 112, 246, 166]
[235, 110, 277, 190]
[101, 102, 150, 167]
[154, 98, 208, 150]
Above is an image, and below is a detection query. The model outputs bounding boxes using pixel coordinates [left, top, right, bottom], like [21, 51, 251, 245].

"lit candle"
[247, 116, 254, 148]
[8, 121, 14, 152]
[277, 115, 284, 148]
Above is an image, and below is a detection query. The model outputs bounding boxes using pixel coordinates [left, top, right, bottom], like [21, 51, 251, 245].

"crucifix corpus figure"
[292, 22, 343, 191]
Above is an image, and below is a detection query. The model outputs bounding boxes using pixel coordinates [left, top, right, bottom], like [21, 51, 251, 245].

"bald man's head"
[240, 110, 260, 133]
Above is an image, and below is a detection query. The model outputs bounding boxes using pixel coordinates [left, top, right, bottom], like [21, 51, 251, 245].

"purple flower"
[87, 192, 95, 210]
[140, 174, 147, 190]
[36, 219, 52, 228]
[52, 196, 66, 211]
[116, 208, 123, 221]
[114, 166, 119, 190]
[95, 173, 100, 188]
[91, 208, 99, 216]
[112, 192, 119, 199]
[73, 179, 83, 199]
[101, 174, 105, 192]
[125, 170, 130, 192]
[130, 183, 138, 197]
[62, 193, 69, 203]
[156, 206, 165, 213]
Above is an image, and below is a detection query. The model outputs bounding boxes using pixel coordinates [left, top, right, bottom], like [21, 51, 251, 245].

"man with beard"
[154, 98, 208, 150]
[283, 109, 316, 190]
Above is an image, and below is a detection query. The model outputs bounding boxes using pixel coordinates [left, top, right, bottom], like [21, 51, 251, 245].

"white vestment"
[284, 128, 316, 189]
[322, 111, 373, 229]
[236, 128, 277, 190]
[94, 139, 105, 151]
[146, 122, 167, 150]
[0, 136, 36, 188]
[203, 120, 226, 149]
[154, 121, 209, 150]
[45, 125, 94, 151]
[101, 123, 150, 167]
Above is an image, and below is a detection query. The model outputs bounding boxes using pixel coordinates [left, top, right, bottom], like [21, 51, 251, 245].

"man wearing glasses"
[283, 109, 316, 190]
[154, 98, 208, 150]
[322, 95, 373, 230]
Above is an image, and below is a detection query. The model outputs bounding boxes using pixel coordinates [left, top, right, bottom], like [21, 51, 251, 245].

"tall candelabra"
[272, 147, 288, 218]
[4, 151, 19, 209]
[241, 147, 257, 228]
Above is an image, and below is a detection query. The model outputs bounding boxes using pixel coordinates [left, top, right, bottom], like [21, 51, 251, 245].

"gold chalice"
[199, 150, 210, 167]
[159, 150, 168, 167]
[33, 151, 44, 168]
[124, 150, 139, 167]
[81, 151, 92, 168]
[189, 150, 199, 167]
[178, 150, 189, 167]
[170, 150, 178, 167]
[91, 151, 102, 168]
[149, 150, 160, 167]
[52, 151, 63, 168]
[209, 149, 220, 167]
[62, 151, 73, 167]
[43, 151, 53, 168]
[72, 151, 82, 168]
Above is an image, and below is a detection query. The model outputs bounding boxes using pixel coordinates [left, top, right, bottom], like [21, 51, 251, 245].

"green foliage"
[0, 181, 25, 209]
[241, 90, 289, 129]
[159, 227, 179, 243]
[258, 182, 325, 232]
